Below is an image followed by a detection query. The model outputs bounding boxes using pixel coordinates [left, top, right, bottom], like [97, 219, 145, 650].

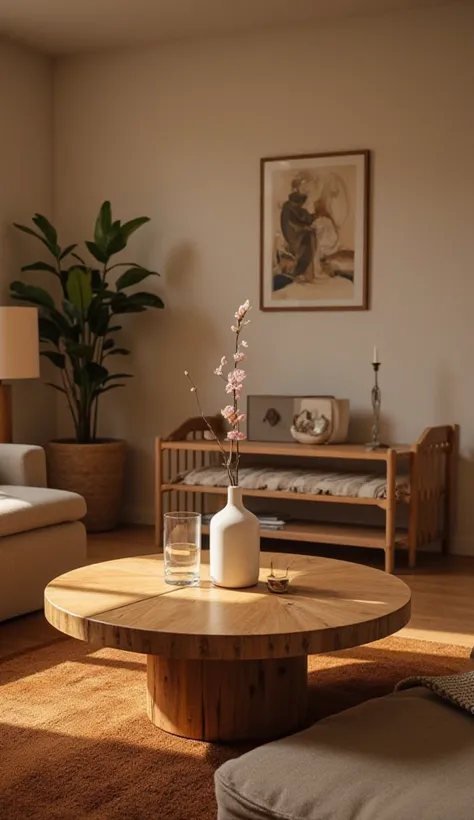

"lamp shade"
[0, 307, 40, 380]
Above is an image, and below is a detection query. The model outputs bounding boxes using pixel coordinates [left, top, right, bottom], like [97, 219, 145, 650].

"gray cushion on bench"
[215, 687, 474, 820]
[176, 465, 410, 500]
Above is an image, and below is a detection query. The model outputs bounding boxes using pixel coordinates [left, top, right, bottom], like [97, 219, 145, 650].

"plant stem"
[185, 372, 234, 486]
[233, 324, 240, 486]
[60, 370, 79, 437]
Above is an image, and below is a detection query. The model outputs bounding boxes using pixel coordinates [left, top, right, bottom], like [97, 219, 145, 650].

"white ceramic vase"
[210, 486, 260, 588]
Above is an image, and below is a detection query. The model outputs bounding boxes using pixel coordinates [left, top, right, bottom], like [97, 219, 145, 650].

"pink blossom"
[228, 369, 246, 384]
[221, 407, 246, 425]
[231, 325, 238, 333]
[221, 405, 235, 421]
[233, 351, 245, 362]
[235, 300, 250, 321]
[226, 369, 246, 393]
[226, 382, 243, 398]
[214, 355, 227, 376]
[227, 430, 246, 441]
[241, 340, 248, 348]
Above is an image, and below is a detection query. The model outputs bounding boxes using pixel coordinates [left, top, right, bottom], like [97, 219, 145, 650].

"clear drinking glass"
[164, 512, 201, 586]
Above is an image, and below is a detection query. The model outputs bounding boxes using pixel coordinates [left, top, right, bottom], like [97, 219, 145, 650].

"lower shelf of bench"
[202, 521, 407, 551]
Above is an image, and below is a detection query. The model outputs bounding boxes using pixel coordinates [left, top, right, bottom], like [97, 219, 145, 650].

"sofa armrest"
[0, 444, 47, 488]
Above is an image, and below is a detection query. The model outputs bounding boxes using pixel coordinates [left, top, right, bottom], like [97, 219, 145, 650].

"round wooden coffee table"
[44, 552, 411, 742]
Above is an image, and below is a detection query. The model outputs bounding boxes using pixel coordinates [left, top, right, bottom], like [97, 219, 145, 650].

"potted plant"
[11, 202, 164, 531]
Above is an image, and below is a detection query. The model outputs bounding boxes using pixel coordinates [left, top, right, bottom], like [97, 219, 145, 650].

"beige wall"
[0, 38, 56, 444]
[53, 2, 474, 552]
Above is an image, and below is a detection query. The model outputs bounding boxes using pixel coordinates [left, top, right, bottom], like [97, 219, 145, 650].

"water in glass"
[164, 512, 201, 586]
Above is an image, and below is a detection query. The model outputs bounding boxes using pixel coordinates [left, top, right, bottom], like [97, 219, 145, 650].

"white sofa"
[0, 444, 87, 621]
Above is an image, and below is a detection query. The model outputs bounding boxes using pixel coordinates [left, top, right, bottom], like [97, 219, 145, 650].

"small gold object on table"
[267, 562, 290, 594]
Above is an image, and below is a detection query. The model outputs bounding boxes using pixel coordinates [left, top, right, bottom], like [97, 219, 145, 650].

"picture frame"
[259, 150, 370, 312]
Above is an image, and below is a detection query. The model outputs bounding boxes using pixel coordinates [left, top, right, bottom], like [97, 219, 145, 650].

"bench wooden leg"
[384, 547, 395, 574]
[385, 449, 397, 573]
[155, 437, 163, 548]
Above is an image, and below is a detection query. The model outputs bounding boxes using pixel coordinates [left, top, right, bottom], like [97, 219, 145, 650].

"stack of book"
[256, 515, 286, 530]
[201, 513, 286, 530]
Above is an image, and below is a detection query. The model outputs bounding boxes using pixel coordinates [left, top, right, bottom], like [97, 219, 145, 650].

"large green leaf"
[86, 362, 109, 384]
[73, 361, 109, 389]
[13, 223, 53, 253]
[62, 299, 82, 326]
[127, 291, 164, 309]
[94, 201, 112, 250]
[85, 241, 108, 264]
[65, 342, 94, 361]
[90, 269, 102, 291]
[102, 373, 133, 383]
[21, 261, 58, 275]
[66, 267, 93, 312]
[115, 267, 158, 291]
[60, 244, 78, 260]
[105, 348, 130, 356]
[32, 214, 58, 252]
[108, 262, 141, 271]
[106, 227, 127, 256]
[111, 293, 145, 314]
[88, 298, 110, 336]
[94, 383, 127, 396]
[38, 317, 61, 347]
[41, 351, 66, 368]
[111, 291, 163, 314]
[10, 280, 55, 310]
[120, 217, 149, 241]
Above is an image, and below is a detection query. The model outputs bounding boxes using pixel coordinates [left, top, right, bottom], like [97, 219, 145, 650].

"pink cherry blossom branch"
[185, 299, 251, 488]
[184, 371, 236, 486]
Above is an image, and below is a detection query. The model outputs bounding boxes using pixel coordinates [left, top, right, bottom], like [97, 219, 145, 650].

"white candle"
[373, 345, 379, 363]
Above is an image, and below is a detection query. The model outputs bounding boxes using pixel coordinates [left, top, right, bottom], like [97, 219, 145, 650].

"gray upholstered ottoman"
[215, 687, 474, 820]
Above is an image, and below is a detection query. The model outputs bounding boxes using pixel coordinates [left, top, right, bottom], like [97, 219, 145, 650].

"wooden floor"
[1, 525, 473, 662]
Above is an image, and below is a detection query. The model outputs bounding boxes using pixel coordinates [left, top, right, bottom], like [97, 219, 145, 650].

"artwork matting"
[259, 150, 370, 312]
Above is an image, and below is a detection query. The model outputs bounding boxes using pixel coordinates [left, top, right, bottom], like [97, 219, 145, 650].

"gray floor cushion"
[215, 687, 474, 820]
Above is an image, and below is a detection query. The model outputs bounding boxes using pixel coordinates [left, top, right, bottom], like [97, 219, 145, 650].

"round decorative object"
[209, 486, 260, 588]
[290, 427, 330, 445]
[44, 553, 411, 742]
[290, 409, 331, 445]
[46, 439, 126, 532]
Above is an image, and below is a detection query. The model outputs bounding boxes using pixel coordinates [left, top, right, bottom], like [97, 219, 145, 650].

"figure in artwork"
[261, 152, 369, 310]
[271, 166, 357, 300]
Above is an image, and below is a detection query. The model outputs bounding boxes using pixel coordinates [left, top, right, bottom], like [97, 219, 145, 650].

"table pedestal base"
[146, 655, 308, 742]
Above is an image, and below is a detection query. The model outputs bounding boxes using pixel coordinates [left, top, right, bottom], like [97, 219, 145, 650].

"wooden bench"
[155, 420, 459, 572]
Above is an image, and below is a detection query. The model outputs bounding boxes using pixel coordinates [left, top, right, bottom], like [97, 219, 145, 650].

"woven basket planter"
[46, 439, 126, 532]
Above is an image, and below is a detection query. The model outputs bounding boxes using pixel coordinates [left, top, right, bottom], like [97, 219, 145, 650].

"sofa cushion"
[215, 687, 474, 820]
[0, 485, 86, 537]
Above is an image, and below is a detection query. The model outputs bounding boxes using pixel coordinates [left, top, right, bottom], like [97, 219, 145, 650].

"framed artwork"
[260, 150, 370, 311]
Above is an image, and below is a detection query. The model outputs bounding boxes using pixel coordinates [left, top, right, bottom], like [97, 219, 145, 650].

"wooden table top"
[44, 552, 411, 661]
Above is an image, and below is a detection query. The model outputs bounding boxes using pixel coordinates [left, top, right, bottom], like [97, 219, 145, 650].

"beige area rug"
[0, 637, 470, 820]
